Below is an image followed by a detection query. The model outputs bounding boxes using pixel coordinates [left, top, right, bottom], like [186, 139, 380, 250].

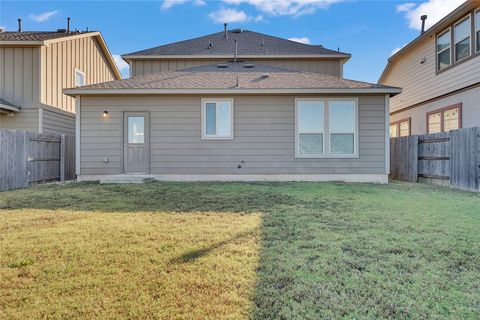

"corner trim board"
[75, 96, 81, 175]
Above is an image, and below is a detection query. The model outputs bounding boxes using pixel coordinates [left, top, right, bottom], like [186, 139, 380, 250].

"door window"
[128, 116, 145, 143]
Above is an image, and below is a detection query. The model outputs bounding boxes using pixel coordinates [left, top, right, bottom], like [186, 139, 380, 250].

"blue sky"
[0, 0, 465, 82]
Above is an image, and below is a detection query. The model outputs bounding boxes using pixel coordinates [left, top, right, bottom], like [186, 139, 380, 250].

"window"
[389, 118, 411, 138]
[427, 104, 462, 133]
[329, 101, 355, 155]
[454, 16, 471, 62]
[201, 99, 233, 139]
[128, 117, 145, 143]
[437, 29, 451, 70]
[75, 69, 85, 87]
[476, 9, 480, 52]
[296, 98, 357, 158]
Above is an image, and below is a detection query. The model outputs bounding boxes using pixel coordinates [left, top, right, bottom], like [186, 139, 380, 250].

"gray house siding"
[79, 95, 386, 177]
[42, 107, 76, 136]
[0, 108, 38, 132]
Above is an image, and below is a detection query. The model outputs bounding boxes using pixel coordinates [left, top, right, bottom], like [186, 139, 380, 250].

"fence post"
[60, 134, 65, 181]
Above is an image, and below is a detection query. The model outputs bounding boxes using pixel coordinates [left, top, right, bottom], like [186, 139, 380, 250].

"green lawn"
[0, 181, 479, 319]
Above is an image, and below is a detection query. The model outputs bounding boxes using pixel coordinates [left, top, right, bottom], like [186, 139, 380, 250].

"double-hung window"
[427, 104, 462, 134]
[75, 69, 85, 87]
[389, 118, 411, 138]
[454, 15, 471, 62]
[476, 9, 480, 52]
[437, 29, 451, 70]
[296, 98, 357, 158]
[201, 98, 234, 140]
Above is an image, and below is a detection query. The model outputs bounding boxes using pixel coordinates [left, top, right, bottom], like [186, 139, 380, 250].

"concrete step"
[99, 176, 154, 184]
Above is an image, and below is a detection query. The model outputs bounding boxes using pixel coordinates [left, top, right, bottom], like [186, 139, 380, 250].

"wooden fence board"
[391, 127, 480, 192]
[1, 129, 76, 191]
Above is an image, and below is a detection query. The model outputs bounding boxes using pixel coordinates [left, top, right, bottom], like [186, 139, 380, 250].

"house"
[65, 29, 401, 183]
[379, 1, 480, 137]
[121, 25, 351, 77]
[0, 19, 122, 135]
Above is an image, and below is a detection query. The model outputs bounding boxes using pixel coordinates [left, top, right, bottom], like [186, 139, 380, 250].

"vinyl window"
[295, 98, 358, 158]
[75, 69, 85, 87]
[427, 104, 462, 134]
[389, 118, 411, 137]
[437, 29, 451, 70]
[454, 15, 471, 62]
[476, 9, 480, 52]
[201, 98, 234, 140]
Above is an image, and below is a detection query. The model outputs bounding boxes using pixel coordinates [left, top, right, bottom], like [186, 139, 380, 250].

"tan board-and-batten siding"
[131, 59, 342, 77]
[41, 35, 118, 112]
[79, 95, 386, 176]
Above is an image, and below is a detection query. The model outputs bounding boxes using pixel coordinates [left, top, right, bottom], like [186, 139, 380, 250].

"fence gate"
[0, 129, 76, 191]
[390, 127, 480, 192]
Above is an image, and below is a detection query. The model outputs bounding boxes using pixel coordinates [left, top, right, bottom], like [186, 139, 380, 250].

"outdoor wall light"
[103, 110, 108, 117]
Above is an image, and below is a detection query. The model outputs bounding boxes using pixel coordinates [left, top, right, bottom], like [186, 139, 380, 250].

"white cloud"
[222, 0, 344, 17]
[162, 0, 205, 10]
[288, 37, 311, 44]
[208, 8, 262, 23]
[29, 10, 59, 22]
[391, 47, 402, 56]
[113, 55, 130, 78]
[396, 0, 466, 31]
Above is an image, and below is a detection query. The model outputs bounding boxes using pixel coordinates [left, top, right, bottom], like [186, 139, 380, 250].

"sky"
[0, 0, 466, 82]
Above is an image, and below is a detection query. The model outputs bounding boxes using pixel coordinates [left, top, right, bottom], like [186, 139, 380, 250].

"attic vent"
[57, 28, 67, 33]
[232, 28, 243, 33]
[243, 64, 254, 68]
[217, 64, 228, 68]
[261, 74, 269, 78]
[208, 41, 213, 49]
[0, 28, 5, 33]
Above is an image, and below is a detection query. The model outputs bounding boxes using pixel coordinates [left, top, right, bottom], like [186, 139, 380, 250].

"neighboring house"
[65, 61, 400, 183]
[122, 25, 351, 78]
[0, 24, 121, 135]
[379, 1, 480, 137]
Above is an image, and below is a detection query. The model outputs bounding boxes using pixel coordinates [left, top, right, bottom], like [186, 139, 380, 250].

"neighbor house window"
[454, 15, 471, 62]
[296, 98, 357, 158]
[75, 69, 85, 87]
[437, 29, 451, 70]
[389, 118, 411, 137]
[427, 104, 462, 133]
[476, 9, 480, 52]
[201, 98, 234, 139]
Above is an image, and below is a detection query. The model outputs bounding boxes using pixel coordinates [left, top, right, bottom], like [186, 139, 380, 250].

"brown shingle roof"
[66, 63, 400, 93]
[0, 31, 94, 42]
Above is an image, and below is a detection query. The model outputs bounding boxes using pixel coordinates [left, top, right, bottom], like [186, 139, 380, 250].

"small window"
[128, 116, 145, 143]
[297, 100, 324, 155]
[389, 118, 410, 137]
[427, 104, 462, 134]
[329, 100, 356, 155]
[475, 9, 480, 52]
[201, 99, 233, 139]
[389, 124, 398, 138]
[437, 29, 451, 70]
[75, 69, 85, 87]
[454, 16, 471, 62]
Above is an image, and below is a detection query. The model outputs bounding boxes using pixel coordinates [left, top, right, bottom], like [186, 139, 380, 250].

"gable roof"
[122, 29, 350, 60]
[0, 31, 122, 80]
[0, 31, 93, 42]
[378, 0, 476, 83]
[65, 63, 400, 96]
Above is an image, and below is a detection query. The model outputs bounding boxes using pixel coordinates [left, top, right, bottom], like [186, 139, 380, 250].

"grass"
[0, 181, 479, 319]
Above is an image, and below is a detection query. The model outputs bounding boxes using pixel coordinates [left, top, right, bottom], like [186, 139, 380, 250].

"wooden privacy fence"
[0, 129, 75, 191]
[390, 126, 480, 192]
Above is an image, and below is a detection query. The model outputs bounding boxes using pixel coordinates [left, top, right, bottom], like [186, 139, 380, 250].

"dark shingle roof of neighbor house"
[65, 63, 400, 95]
[122, 29, 350, 58]
[0, 31, 95, 42]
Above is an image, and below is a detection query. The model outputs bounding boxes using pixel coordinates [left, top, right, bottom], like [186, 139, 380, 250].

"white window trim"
[475, 9, 480, 53]
[201, 98, 234, 140]
[75, 68, 86, 87]
[295, 97, 359, 159]
[436, 27, 452, 70]
[453, 14, 472, 63]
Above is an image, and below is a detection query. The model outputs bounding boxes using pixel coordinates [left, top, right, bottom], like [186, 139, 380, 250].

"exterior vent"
[0, 28, 5, 33]
[217, 64, 228, 68]
[243, 64, 254, 68]
[232, 28, 243, 33]
[261, 74, 269, 78]
[57, 28, 67, 33]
